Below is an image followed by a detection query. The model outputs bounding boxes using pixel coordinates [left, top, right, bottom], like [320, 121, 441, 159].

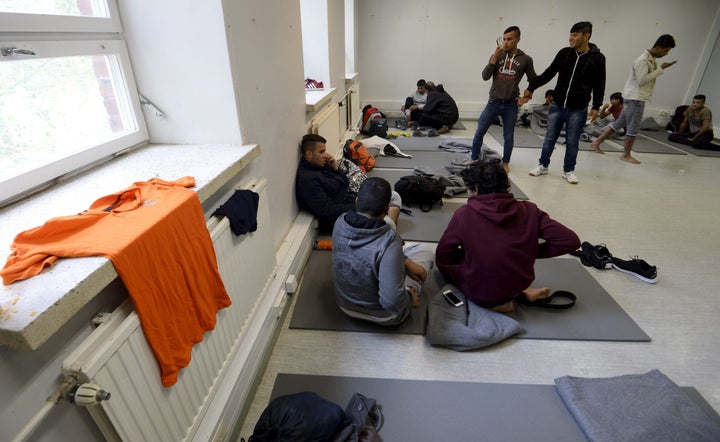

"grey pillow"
[426, 284, 523, 351]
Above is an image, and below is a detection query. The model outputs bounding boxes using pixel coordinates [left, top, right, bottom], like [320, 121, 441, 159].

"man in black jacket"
[295, 134, 401, 232]
[525, 21, 606, 184]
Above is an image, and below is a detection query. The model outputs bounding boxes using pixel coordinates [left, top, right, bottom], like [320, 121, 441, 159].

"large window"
[0, 1, 147, 206]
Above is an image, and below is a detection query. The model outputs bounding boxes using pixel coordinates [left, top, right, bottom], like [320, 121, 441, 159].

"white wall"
[357, 0, 720, 119]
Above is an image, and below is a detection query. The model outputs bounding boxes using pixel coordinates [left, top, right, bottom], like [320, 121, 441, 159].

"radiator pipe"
[11, 374, 111, 442]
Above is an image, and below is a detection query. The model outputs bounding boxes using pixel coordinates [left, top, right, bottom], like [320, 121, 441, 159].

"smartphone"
[442, 289, 464, 307]
[496, 36, 503, 47]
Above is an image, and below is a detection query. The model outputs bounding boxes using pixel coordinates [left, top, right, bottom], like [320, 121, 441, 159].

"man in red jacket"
[436, 160, 580, 312]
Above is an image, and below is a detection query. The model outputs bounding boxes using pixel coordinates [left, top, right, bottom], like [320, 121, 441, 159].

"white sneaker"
[529, 165, 548, 176]
[562, 171, 579, 184]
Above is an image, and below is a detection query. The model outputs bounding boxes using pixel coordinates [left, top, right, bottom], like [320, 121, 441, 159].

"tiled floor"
[238, 119, 720, 438]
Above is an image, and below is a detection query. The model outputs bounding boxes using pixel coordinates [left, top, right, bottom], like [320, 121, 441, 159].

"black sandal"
[514, 290, 577, 310]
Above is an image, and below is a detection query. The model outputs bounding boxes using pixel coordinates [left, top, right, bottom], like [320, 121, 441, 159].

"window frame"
[0, 7, 148, 206]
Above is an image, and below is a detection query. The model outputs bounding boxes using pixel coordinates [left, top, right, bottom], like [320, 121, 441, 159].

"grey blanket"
[426, 284, 523, 351]
[555, 369, 720, 442]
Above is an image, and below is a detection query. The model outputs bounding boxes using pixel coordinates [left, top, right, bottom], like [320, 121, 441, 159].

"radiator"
[62, 178, 277, 442]
[312, 102, 341, 151]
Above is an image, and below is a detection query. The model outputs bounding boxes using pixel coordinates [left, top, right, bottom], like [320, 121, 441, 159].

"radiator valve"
[67, 382, 111, 406]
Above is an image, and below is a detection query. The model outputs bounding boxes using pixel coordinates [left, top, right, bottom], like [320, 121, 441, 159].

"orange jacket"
[2, 177, 231, 387]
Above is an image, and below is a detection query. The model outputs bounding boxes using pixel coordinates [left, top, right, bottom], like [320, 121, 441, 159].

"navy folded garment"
[555, 369, 720, 442]
[212, 189, 259, 235]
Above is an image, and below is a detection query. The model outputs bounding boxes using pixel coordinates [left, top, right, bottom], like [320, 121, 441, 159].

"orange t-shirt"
[1, 177, 231, 387]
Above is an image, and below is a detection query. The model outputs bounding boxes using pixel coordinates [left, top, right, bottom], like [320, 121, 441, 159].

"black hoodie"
[529, 43, 606, 111]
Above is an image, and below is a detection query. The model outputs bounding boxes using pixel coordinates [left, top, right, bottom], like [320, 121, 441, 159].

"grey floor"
[238, 120, 720, 438]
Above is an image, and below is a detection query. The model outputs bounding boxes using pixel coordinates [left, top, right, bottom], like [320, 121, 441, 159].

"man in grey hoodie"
[332, 177, 434, 325]
[470, 26, 537, 172]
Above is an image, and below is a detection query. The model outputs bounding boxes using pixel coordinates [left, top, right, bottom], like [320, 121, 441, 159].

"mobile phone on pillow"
[442, 289, 464, 307]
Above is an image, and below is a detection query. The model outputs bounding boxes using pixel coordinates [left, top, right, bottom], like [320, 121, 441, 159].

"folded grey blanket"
[555, 369, 720, 442]
[426, 284, 523, 351]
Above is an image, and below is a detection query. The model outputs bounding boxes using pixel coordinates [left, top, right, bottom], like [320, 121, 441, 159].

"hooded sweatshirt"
[295, 158, 356, 230]
[529, 43, 606, 110]
[332, 210, 410, 317]
[435, 193, 580, 307]
[482, 49, 537, 101]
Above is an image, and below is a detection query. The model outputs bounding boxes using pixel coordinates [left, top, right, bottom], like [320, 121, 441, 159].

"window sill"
[0, 143, 260, 351]
[305, 88, 337, 112]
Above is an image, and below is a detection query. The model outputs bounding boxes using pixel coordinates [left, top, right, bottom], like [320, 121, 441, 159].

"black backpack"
[394, 175, 445, 212]
[361, 105, 387, 138]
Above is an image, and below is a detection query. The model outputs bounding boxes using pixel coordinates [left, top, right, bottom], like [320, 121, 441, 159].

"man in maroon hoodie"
[435, 160, 580, 312]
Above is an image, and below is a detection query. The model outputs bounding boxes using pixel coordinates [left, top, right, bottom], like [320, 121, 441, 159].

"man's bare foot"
[502, 162, 510, 173]
[491, 299, 518, 313]
[620, 155, 641, 164]
[522, 287, 551, 302]
[590, 141, 605, 154]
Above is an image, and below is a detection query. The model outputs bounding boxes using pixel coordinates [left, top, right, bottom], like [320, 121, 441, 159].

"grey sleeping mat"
[374, 150, 467, 169]
[269, 374, 720, 442]
[508, 258, 650, 341]
[288, 250, 443, 334]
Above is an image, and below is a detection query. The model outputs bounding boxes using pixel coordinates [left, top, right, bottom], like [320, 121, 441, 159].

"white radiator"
[312, 102, 341, 150]
[62, 178, 278, 442]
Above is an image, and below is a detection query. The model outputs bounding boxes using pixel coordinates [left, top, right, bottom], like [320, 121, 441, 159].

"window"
[0, 1, 147, 206]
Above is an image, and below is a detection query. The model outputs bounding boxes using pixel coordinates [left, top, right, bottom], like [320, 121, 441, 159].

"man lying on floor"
[435, 159, 580, 312]
[332, 177, 434, 326]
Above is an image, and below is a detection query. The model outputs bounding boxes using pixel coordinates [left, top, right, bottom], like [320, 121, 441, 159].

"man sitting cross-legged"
[435, 159, 580, 312]
[332, 177, 435, 325]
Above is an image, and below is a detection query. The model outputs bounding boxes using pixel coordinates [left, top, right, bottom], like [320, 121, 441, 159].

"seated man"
[295, 134, 400, 232]
[408, 82, 459, 134]
[585, 92, 624, 138]
[332, 177, 434, 326]
[399, 78, 428, 127]
[528, 89, 554, 128]
[668, 94, 716, 150]
[435, 160, 580, 312]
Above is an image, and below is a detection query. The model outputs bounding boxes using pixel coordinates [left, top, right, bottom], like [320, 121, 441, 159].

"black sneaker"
[611, 256, 658, 283]
[570, 241, 595, 267]
[592, 244, 613, 269]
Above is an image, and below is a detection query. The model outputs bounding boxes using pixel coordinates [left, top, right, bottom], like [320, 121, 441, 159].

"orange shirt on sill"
[1, 176, 231, 387]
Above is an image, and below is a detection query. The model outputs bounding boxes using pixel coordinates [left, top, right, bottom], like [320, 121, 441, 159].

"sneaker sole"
[611, 263, 658, 283]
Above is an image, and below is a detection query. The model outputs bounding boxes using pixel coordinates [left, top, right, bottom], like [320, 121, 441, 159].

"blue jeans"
[471, 99, 519, 162]
[539, 103, 587, 173]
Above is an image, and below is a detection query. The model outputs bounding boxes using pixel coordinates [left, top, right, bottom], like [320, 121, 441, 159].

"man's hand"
[405, 258, 427, 284]
[517, 95, 531, 106]
[408, 286, 420, 308]
[489, 45, 504, 64]
[588, 109, 599, 123]
[661, 60, 677, 69]
[324, 154, 338, 171]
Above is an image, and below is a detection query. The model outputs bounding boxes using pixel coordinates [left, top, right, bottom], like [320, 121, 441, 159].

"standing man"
[668, 94, 715, 149]
[470, 26, 537, 173]
[591, 35, 677, 163]
[526, 21, 606, 184]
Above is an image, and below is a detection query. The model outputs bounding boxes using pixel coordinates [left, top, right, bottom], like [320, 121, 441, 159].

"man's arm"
[377, 237, 413, 314]
[590, 54, 606, 115]
[676, 115, 689, 134]
[517, 56, 537, 106]
[689, 118, 712, 141]
[481, 46, 504, 81]
[528, 49, 562, 93]
[537, 209, 581, 258]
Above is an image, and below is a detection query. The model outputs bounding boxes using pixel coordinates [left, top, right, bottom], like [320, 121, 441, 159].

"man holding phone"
[470, 26, 537, 172]
[332, 178, 434, 326]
